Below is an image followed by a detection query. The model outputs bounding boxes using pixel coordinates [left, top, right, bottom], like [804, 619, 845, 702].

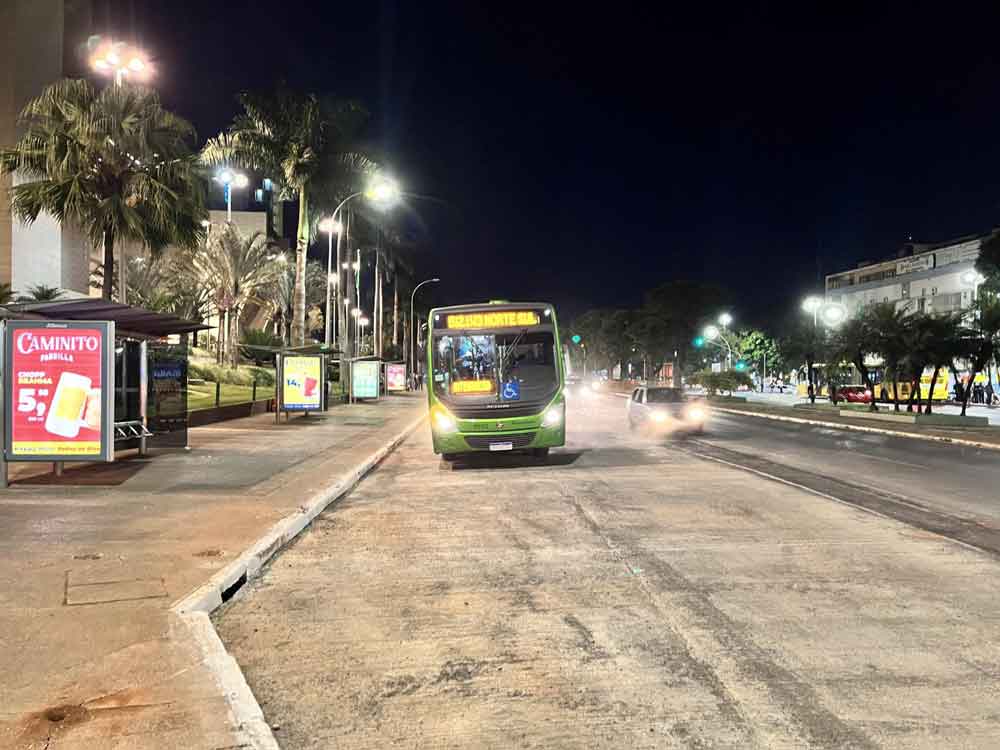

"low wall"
[189, 399, 275, 428]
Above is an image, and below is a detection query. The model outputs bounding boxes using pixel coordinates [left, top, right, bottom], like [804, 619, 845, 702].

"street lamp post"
[359, 316, 370, 356]
[216, 170, 249, 223]
[409, 278, 440, 383]
[318, 218, 342, 348]
[703, 324, 734, 370]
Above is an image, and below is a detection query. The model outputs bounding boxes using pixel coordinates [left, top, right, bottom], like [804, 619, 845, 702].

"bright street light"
[718, 312, 733, 328]
[91, 41, 151, 86]
[703, 325, 720, 340]
[365, 176, 401, 208]
[702, 324, 734, 369]
[215, 170, 249, 222]
[820, 302, 848, 327]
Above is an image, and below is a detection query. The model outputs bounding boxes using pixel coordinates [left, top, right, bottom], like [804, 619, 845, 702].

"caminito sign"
[4, 320, 115, 461]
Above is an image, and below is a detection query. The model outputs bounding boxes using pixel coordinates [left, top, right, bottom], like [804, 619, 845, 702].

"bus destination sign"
[446, 311, 540, 329]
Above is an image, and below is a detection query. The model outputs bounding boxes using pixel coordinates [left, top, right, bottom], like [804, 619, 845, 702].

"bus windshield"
[432, 331, 558, 402]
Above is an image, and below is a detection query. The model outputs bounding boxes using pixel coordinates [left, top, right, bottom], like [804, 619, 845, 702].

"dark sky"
[91, 1, 1000, 328]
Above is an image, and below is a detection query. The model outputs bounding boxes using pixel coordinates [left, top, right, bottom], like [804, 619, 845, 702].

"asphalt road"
[215, 395, 1000, 749]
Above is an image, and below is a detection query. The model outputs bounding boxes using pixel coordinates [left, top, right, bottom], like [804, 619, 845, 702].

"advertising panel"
[386, 363, 406, 392]
[5, 320, 114, 461]
[282, 355, 323, 411]
[352, 360, 380, 399]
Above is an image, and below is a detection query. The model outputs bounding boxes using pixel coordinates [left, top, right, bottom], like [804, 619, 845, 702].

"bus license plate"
[490, 442, 514, 452]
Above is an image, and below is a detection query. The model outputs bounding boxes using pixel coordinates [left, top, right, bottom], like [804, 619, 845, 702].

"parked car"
[626, 386, 706, 435]
[836, 385, 872, 403]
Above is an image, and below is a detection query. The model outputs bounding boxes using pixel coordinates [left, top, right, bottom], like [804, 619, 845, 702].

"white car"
[626, 386, 706, 435]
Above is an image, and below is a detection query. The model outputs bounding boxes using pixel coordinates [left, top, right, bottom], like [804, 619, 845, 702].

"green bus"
[427, 301, 566, 460]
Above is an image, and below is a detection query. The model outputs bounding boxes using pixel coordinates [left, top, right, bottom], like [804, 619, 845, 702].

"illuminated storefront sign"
[4, 320, 114, 461]
[446, 311, 540, 329]
[451, 379, 495, 395]
[282, 355, 323, 411]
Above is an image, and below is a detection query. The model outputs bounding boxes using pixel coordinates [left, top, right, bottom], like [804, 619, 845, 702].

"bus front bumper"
[430, 401, 565, 455]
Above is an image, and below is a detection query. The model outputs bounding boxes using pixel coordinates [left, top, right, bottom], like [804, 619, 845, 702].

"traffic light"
[571, 334, 582, 344]
[693, 336, 705, 348]
[735, 360, 747, 371]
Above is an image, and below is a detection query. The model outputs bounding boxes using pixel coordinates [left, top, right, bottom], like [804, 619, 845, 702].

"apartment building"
[825, 232, 992, 315]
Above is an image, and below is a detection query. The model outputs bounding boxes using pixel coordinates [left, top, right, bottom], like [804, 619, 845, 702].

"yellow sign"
[283, 356, 322, 410]
[451, 379, 495, 394]
[446, 311, 540, 329]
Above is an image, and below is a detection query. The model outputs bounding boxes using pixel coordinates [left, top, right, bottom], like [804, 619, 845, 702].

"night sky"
[89, 1, 1000, 328]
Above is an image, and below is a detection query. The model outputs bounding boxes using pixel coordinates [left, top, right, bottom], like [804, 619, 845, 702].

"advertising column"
[5, 321, 115, 461]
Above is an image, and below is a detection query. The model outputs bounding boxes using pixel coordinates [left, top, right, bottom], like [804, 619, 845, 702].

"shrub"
[240, 328, 282, 365]
[689, 369, 752, 395]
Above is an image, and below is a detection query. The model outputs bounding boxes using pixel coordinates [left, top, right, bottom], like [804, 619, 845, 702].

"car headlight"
[651, 410, 667, 422]
[432, 406, 457, 433]
[686, 405, 705, 422]
[542, 403, 563, 427]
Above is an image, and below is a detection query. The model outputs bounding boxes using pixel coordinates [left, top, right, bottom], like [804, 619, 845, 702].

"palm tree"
[867, 302, 910, 411]
[201, 86, 376, 345]
[260, 255, 326, 345]
[189, 224, 281, 367]
[19, 284, 63, 302]
[0, 79, 206, 301]
[829, 314, 878, 411]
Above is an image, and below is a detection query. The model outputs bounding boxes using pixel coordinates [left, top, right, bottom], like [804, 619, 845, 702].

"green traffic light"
[735, 360, 747, 371]
[693, 336, 705, 348]
[571, 334, 581, 344]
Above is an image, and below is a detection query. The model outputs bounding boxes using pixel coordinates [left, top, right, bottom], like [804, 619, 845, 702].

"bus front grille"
[464, 433, 536, 450]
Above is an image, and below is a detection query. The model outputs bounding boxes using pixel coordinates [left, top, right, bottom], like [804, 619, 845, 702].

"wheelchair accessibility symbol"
[501, 380, 521, 401]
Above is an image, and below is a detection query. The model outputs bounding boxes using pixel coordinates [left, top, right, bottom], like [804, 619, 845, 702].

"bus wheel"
[532, 448, 549, 460]
[441, 453, 457, 462]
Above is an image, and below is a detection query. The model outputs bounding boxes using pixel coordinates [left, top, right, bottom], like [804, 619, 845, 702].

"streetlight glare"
[365, 176, 401, 207]
[820, 302, 848, 327]
[718, 312, 733, 327]
[802, 296, 823, 313]
[90, 41, 151, 84]
[319, 218, 343, 234]
[704, 324, 720, 340]
[217, 170, 234, 185]
[234, 174, 249, 189]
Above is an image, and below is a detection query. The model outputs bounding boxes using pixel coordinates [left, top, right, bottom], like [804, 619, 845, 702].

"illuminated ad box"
[4, 320, 115, 461]
[386, 363, 406, 392]
[282, 355, 323, 411]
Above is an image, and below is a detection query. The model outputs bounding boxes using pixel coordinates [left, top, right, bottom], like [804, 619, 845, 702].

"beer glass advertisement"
[282, 355, 323, 411]
[5, 321, 114, 461]
[386, 363, 406, 391]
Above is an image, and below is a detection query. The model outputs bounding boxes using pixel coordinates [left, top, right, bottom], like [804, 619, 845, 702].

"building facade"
[825, 232, 991, 316]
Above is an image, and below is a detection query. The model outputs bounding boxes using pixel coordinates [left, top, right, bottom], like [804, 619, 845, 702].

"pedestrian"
[986, 381, 996, 407]
[974, 382, 984, 404]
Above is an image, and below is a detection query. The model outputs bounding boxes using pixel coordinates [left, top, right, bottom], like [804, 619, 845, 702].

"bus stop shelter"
[0, 298, 208, 484]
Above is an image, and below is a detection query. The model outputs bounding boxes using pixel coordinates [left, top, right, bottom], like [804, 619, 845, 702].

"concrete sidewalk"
[0, 393, 426, 750]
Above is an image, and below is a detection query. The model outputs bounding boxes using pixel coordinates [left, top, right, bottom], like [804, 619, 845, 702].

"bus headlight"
[542, 403, 563, 427]
[432, 406, 457, 433]
[651, 410, 668, 423]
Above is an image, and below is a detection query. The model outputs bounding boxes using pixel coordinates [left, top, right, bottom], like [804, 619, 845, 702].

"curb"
[712, 406, 1000, 453]
[171, 410, 427, 750]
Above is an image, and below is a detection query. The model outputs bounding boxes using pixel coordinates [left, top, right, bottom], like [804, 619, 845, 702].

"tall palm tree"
[189, 224, 282, 367]
[261, 255, 327, 345]
[0, 79, 206, 300]
[201, 86, 376, 345]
